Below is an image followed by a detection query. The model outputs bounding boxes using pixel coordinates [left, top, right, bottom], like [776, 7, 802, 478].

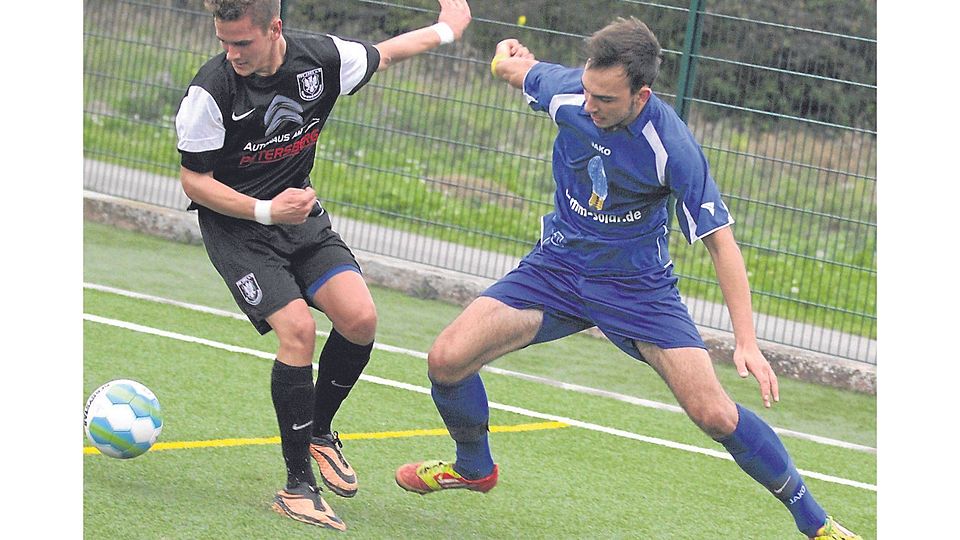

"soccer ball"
[84, 379, 163, 459]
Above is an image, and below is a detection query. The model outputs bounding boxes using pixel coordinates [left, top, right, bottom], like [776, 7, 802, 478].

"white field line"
[82, 311, 877, 493]
[82, 282, 876, 455]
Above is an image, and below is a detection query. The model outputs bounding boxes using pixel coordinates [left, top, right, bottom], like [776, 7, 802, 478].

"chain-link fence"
[83, 0, 876, 363]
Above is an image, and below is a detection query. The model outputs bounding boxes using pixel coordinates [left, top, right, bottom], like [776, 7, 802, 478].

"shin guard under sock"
[430, 373, 493, 479]
[313, 329, 373, 437]
[718, 403, 827, 536]
[271, 360, 317, 488]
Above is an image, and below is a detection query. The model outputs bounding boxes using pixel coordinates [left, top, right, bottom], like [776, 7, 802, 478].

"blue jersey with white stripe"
[523, 62, 733, 275]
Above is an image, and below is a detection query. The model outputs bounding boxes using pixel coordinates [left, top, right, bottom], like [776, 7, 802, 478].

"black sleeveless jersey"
[175, 33, 380, 208]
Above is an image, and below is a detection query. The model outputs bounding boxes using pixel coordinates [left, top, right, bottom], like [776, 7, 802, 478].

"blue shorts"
[481, 249, 705, 363]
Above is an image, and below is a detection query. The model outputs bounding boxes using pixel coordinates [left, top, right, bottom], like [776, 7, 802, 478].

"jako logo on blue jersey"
[591, 141, 612, 155]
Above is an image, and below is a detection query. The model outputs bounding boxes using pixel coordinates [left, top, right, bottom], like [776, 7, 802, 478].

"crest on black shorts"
[297, 68, 323, 101]
[236, 273, 263, 306]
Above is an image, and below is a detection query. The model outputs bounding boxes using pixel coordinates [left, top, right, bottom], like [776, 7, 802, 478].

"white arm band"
[254, 199, 273, 225]
[430, 22, 455, 45]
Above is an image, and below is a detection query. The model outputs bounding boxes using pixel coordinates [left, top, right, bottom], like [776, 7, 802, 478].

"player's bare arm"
[702, 226, 780, 408]
[374, 0, 471, 71]
[179, 167, 315, 225]
[491, 38, 538, 89]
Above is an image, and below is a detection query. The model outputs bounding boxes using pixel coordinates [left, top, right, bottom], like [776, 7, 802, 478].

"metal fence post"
[666, 0, 705, 237]
[675, 0, 704, 121]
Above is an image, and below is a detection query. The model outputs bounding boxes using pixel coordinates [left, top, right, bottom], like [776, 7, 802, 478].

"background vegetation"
[82, 0, 876, 359]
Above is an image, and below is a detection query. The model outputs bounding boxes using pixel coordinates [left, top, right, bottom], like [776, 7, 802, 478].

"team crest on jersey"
[297, 68, 324, 101]
[236, 273, 263, 305]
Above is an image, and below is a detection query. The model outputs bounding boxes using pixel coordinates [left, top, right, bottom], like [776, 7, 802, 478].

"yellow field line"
[83, 421, 568, 455]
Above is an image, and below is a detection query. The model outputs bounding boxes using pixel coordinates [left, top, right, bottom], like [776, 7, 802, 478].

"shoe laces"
[420, 460, 453, 476]
[325, 431, 348, 466]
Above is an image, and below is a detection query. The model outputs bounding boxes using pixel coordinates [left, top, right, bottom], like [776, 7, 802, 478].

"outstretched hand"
[495, 38, 535, 61]
[269, 187, 317, 224]
[734, 342, 780, 408]
[437, 0, 472, 40]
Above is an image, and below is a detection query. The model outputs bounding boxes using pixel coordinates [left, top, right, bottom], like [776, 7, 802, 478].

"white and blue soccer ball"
[84, 379, 163, 459]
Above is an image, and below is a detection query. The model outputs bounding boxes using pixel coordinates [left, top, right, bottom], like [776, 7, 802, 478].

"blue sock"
[718, 404, 827, 537]
[430, 373, 494, 479]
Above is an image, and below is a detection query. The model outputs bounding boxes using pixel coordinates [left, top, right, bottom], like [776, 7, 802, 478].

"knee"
[687, 400, 739, 440]
[336, 306, 378, 345]
[279, 315, 318, 358]
[427, 338, 471, 385]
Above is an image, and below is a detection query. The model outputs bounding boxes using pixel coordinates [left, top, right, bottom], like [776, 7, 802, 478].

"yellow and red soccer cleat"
[810, 516, 862, 540]
[395, 460, 499, 494]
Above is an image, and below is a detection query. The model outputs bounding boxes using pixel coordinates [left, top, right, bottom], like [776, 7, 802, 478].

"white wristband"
[430, 22, 455, 45]
[254, 199, 273, 225]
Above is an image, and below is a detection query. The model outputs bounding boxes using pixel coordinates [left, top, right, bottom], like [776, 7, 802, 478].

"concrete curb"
[83, 191, 876, 395]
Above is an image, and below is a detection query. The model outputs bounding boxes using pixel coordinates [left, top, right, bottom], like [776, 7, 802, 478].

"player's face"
[581, 65, 650, 131]
[214, 15, 282, 77]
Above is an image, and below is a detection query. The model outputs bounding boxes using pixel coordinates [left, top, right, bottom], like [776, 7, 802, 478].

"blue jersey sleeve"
[522, 62, 584, 114]
[667, 143, 734, 244]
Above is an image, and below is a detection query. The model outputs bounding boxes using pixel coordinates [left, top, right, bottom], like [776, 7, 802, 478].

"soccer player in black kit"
[174, 0, 471, 531]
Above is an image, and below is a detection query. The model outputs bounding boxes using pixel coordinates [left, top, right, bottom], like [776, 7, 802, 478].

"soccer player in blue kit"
[394, 17, 861, 540]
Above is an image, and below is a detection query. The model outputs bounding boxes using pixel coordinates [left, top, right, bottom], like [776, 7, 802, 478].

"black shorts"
[197, 207, 360, 335]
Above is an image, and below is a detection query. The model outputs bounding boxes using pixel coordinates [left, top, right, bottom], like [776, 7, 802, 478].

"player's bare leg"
[635, 341, 854, 538]
[269, 299, 319, 367]
[311, 270, 377, 346]
[307, 270, 377, 497]
[633, 343, 737, 438]
[266, 300, 344, 529]
[428, 296, 543, 385]
[396, 297, 542, 494]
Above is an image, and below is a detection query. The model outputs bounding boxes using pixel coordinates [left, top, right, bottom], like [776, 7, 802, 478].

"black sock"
[271, 360, 317, 489]
[313, 329, 373, 437]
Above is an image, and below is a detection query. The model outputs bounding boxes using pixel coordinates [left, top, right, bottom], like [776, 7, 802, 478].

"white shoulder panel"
[641, 121, 668, 186]
[330, 35, 370, 96]
[548, 94, 585, 122]
[175, 86, 225, 153]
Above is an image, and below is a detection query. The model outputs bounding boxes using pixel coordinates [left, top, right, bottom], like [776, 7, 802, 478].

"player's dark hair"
[203, 0, 280, 31]
[585, 17, 663, 92]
